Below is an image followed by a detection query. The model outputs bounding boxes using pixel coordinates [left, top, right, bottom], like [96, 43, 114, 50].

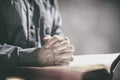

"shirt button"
[30, 7, 33, 11]
[30, 26, 34, 29]
[30, 31, 35, 38]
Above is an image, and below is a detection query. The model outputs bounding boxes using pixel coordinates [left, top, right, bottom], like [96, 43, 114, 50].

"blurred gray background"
[58, 0, 120, 55]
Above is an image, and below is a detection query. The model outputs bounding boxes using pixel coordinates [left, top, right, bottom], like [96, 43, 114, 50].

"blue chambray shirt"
[0, 0, 63, 66]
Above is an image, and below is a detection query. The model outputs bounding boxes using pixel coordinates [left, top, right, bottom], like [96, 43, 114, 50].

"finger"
[55, 45, 75, 54]
[59, 52, 73, 59]
[55, 53, 73, 63]
[53, 41, 70, 53]
[54, 57, 73, 65]
[64, 37, 70, 42]
[55, 61, 69, 66]
[63, 45, 75, 53]
[53, 37, 71, 52]
[43, 35, 52, 42]
[46, 35, 62, 48]
[59, 37, 70, 45]
[50, 37, 67, 49]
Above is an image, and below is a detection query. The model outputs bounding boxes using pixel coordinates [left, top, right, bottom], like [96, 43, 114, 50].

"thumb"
[43, 35, 52, 42]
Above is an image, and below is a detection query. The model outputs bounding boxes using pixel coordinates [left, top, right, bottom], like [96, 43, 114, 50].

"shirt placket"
[24, 0, 42, 47]
[27, 2, 36, 45]
[28, 0, 42, 47]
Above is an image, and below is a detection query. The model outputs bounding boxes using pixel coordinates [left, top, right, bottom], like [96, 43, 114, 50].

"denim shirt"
[0, 0, 63, 66]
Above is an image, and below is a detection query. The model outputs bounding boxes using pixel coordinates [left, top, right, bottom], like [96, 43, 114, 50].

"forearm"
[0, 44, 41, 67]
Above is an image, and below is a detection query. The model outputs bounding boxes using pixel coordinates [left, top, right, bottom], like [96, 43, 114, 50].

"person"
[0, 0, 74, 67]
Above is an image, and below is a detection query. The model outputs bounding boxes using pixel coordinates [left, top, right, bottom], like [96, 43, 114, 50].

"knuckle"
[70, 45, 75, 50]
[64, 37, 69, 40]
[46, 43, 51, 47]
[64, 41, 69, 45]
[67, 49, 74, 53]
[54, 46, 58, 50]
[69, 50, 74, 53]
[53, 35, 59, 39]
[64, 37, 70, 42]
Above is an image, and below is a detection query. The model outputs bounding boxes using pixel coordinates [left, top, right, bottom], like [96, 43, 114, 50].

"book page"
[69, 53, 120, 72]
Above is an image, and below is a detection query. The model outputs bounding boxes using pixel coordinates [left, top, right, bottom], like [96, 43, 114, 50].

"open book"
[3, 53, 120, 80]
[70, 53, 120, 73]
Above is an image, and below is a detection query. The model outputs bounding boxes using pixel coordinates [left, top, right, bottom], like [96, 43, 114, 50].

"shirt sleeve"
[0, 44, 41, 67]
[50, 0, 64, 37]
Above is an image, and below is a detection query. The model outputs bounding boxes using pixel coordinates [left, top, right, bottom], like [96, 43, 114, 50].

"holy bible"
[1, 53, 120, 80]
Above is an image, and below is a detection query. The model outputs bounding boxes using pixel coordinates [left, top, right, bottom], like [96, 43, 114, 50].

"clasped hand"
[38, 35, 74, 66]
